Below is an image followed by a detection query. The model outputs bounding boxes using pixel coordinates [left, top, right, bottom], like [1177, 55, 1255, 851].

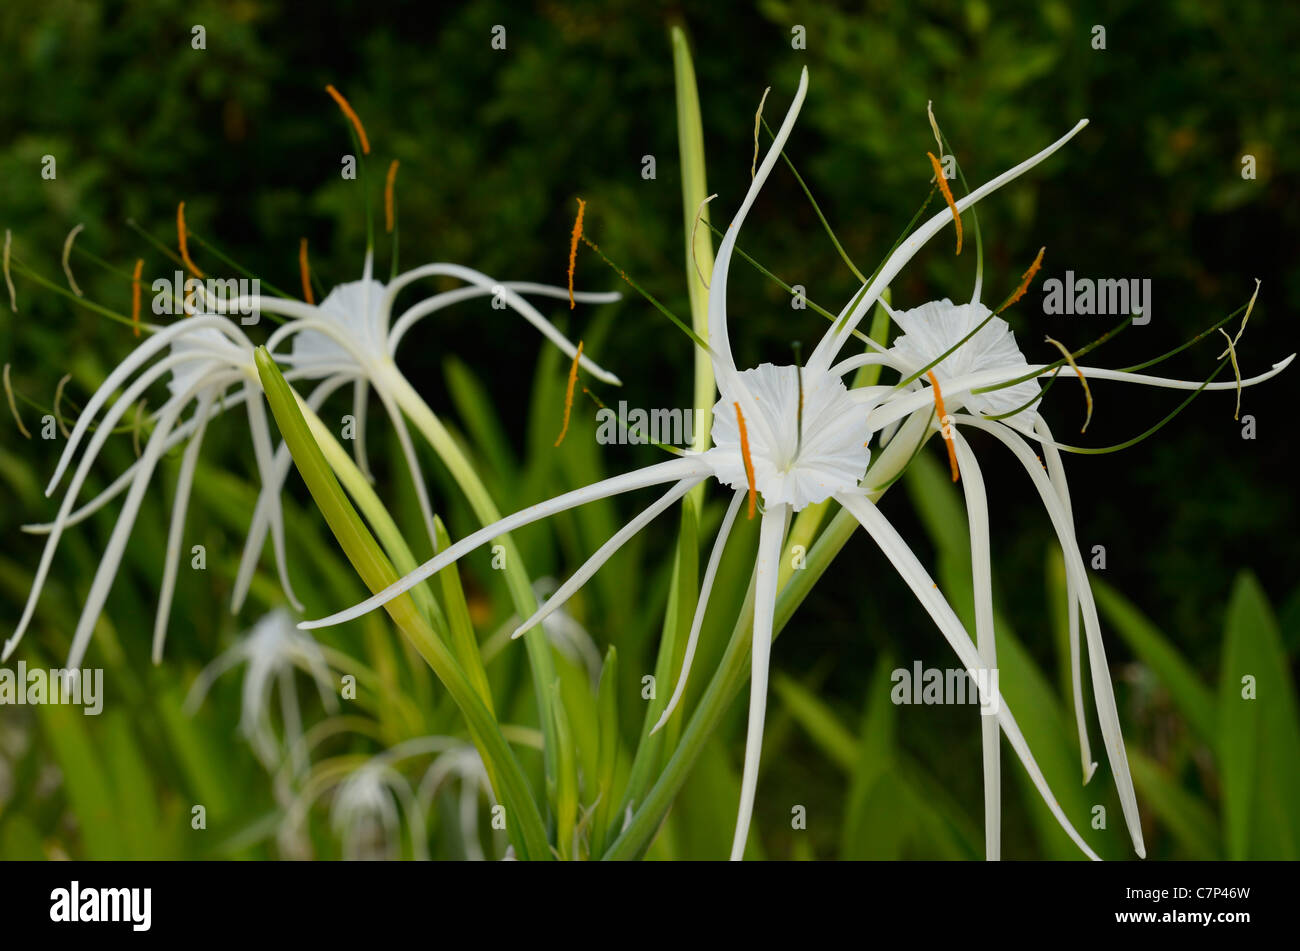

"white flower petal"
[730, 503, 790, 860]
[837, 490, 1101, 860]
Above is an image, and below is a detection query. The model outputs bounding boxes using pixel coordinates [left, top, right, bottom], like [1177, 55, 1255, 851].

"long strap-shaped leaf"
[254, 347, 550, 860]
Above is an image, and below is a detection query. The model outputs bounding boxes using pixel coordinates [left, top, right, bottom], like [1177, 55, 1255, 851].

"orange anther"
[325, 84, 370, 154]
[176, 202, 205, 279]
[735, 401, 757, 519]
[927, 152, 962, 255]
[927, 370, 960, 482]
[554, 341, 583, 447]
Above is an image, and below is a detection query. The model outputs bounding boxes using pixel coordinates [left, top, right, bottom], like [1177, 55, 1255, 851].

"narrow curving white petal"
[152, 391, 216, 663]
[231, 375, 350, 614]
[1035, 413, 1098, 784]
[388, 282, 620, 354]
[957, 414, 1145, 857]
[351, 379, 375, 484]
[865, 353, 1295, 436]
[382, 262, 623, 385]
[5, 354, 212, 661]
[299, 455, 711, 630]
[730, 503, 790, 860]
[511, 477, 703, 640]
[952, 432, 1001, 861]
[652, 489, 746, 735]
[244, 381, 304, 613]
[810, 119, 1090, 371]
[837, 491, 1101, 860]
[709, 67, 810, 378]
[66, 372, 238, 670]
[377, 385, 441, 549]
[44, 316, 242, 496]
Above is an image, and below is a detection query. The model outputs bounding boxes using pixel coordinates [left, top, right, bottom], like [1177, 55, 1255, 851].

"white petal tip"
[648, 715, 668, 737]
[1, 639, 14, 662]
[1083, 762, 1098, 785]
[297, 619, 320, 631]
[509, 625, 529, 641]
[1134, 841, 1147, 860]
[1274, 353, 1296, 370]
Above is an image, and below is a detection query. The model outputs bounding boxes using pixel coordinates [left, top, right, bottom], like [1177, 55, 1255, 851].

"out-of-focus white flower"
[184, 609, 337, 776]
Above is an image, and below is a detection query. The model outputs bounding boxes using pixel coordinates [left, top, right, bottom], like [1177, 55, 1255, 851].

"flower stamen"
[298, 238, 315, 305]
[384, 159, 400, 234]
[1044, 335, 1094, 432]
[176, 202, 205, 279]
[927, 370, 959, 482]
[735, 401, 757, 519]
[927, 152, 962, 255]
[131, 258, 144, 336]
[1217, 328, 1243, 420]
[62, 224, 85, 297]
[4, 363, 30, 439]
[568, 198, 587, 309]
[1217, 278, 1260, 359]
[53, 373, 72, 438]
[3, 229, 16, 312]
[996, 246, 1046, 314]
[690, 193, 718, 289]
[554, 341, 583, 447]
[752, 86, 771, 180]
[324, 84, 370, 155]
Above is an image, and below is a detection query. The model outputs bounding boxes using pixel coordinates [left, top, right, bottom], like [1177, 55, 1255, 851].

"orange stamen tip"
[131, 258, 144, 337]
[998, 246, 1046, 315]
[554, 341, 583, 447]
[298, 238, 315, 305]
[927, 151, 962, 255]
[384, 160, 400, 234]
[567, 198, 587, 310]
[176, 202, 205, 279]
[735, 401, 757, 519]
[927, 370, 960, 483]
[325, 84, 370, 155]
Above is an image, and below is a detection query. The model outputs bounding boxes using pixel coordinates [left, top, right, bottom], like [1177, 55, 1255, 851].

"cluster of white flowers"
[8, 69, 1291, 862]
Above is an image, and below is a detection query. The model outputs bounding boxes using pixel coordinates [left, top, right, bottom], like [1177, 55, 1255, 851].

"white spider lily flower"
[281, 736, 493, 860]
[13, 262, 620, 666]
[184, 608, 338, 776]
[329, 763, 424, 861]
[195, 254, 620, 599]
[6, 315, 310, 670]
[299, 67, 1122, 861]
[414, 742, 495, 861]
[844, 286, 1292, 859]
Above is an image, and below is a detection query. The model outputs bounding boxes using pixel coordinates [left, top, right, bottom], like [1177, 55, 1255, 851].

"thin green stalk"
[672, 25, 716, 471]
